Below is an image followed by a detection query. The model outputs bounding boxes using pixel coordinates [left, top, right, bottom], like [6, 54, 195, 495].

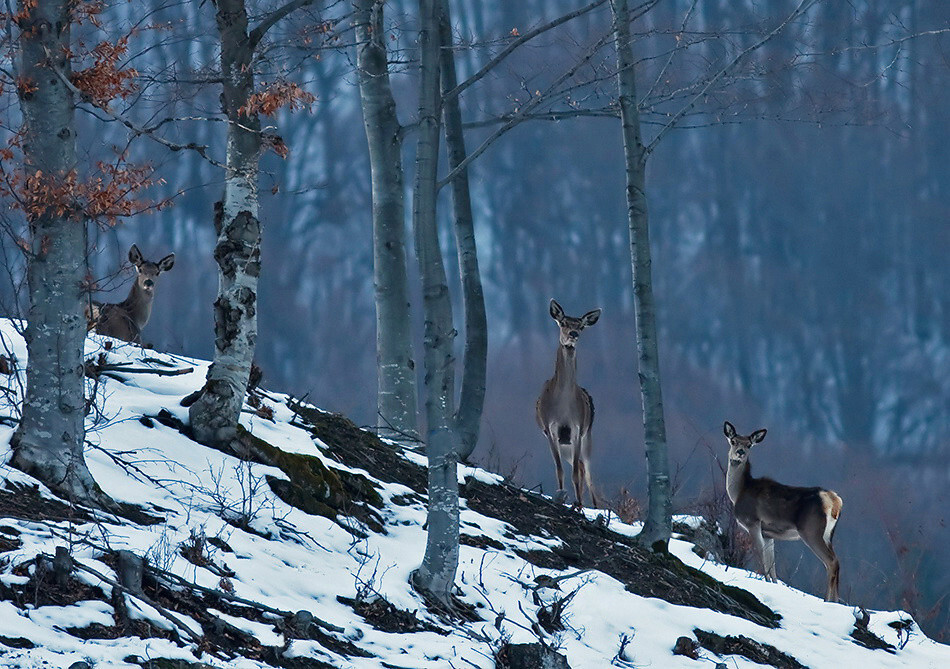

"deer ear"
[723, 421, 736, 438]
[158, 253, 175, 272]
[129, 244, 143, 266]
[550, 299, 564, 321]
[751, 429, 767, 444]
[582, 309, 601, 327]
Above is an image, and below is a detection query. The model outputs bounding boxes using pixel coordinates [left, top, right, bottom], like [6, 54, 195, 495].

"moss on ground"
[233, 425, 384, 534]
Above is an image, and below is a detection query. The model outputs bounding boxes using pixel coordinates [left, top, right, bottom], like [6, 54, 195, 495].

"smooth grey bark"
[439, 0, 487, 462]
[611, 0, 671, 550]
[189, 0, 263, 447]
[410, 0, 460, 605]
[354, 0, 419, 441]
[11, 0, 103, 504]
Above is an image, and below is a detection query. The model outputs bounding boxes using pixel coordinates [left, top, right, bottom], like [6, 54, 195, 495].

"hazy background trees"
[1, 0, 947, 637]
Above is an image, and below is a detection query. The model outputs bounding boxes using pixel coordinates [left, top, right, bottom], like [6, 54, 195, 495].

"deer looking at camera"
[536, 299, 601, 508]
[723, 421, 842, 601]
[88, 245, 175, 344]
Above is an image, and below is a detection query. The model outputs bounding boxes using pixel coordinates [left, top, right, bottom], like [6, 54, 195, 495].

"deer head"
[129, 244, 175, 300]
[723, 421, 767, 466]
[549, 299, 601, 349]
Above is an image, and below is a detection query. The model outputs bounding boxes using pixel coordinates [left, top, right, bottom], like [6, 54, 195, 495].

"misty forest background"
[1, 0, 948, 639]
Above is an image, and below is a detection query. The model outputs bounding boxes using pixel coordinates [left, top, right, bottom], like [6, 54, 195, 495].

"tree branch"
[443, 0, 609, 104]
[47, 57, 224, 168]
[438, 29, 614, 189]
[249, 0, 319, 51]
[645, 0, 819, 154]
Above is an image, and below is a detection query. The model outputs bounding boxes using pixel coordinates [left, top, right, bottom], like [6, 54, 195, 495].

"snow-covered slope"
[0, 321, 946, 668]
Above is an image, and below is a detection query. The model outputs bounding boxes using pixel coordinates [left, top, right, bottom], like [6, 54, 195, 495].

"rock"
[497, 642, 571, 669]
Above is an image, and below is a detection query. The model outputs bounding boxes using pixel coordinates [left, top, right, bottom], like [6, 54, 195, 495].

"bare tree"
[439, 0, 487, 461]
[8, 0, 103, 503]
[353, 0, 419, 441]
[610, 0, 670, 550]
[189, 0, 316, 446]
[409, 0, 461, 606]
[602, 0, 821, 550]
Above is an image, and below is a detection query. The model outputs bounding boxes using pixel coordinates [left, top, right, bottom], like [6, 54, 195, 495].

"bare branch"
[443, 0, 609, 104]
[462, 107, 618, 129]
[645, 0, 819, 154]
[46, 57, 224, 168]
[642, 0, 699, 103]
[249, 0, 319, 51]
[438, 29, 615, 189]
[800, 27, 950, 57]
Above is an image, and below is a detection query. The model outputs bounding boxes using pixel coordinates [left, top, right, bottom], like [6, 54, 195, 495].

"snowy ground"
[0, 320, 947, 668]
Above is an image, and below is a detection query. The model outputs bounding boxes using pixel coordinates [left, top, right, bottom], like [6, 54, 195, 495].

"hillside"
[0, 322, 946, 669]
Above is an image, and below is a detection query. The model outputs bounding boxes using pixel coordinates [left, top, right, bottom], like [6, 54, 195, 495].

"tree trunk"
[354, 0, 419, 442]
[11, 0, 103, 504]
[611, 0, 671, 550]
[189, 0, 263, 447]
[439, 0, 488, 462]
[410, 0, 460, 605]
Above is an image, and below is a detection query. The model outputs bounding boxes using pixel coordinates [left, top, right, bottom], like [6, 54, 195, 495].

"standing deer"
[723, 421, 842, 601]
[88, 245, 175, 344]
[536, 299, 601, 508]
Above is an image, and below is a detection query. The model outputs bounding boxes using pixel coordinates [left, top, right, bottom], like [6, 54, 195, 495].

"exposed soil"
[288, 402, 781, 629]
[287, 402, 427, 495]
[460, 477, 781, 629]
[850, 624, 896, 652]
[336, 595, 447, 635]
[7, 557, 107, 610]
[0, 635, 35, 649]
[693, 628, 806, 668]
[0, 480, 91, 524]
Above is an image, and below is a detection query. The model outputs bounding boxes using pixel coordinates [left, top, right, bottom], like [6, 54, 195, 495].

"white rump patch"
[819, 491, 842, 545]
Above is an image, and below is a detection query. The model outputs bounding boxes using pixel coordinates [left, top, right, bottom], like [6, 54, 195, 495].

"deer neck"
[553, 344, 578, 390]
[119, 282, 153, 329]
[725, 458, 752, 505]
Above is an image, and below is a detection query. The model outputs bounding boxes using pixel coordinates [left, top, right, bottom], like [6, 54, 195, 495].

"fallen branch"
[62, 557, 214, 653]
[96, 363, 195, 377]
[149, 563, 346, 634]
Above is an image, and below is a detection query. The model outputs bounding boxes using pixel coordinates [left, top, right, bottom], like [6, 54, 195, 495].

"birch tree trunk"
[354, 0, 419, 441]
[11, 0, 103, 504]
[189, 0, 263, 446]
[611, 0, 671, 550]
[439, 0, 487, 462]
[410, 0, 460, 605]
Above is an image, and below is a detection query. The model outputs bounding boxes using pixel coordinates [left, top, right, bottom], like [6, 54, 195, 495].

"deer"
[723, 421, 843, 602]
[536, 299, 601, 509]
[87, 244, 175, 344]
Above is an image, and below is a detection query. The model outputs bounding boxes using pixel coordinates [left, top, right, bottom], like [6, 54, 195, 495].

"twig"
[249, 0, 320, 51]
[442, 0, 609, 104]
[645, 0, 819, 153]
[438, 28, 615, 189]
[46, 57, 223, 168]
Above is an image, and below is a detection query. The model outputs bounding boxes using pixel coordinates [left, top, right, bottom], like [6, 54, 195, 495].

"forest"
[0, 0, 947, 645]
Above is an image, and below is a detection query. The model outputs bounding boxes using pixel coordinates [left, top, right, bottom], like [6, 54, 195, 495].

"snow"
[0, 320, 947, 668]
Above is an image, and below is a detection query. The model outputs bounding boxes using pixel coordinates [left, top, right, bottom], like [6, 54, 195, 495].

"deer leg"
[571, 445, 584, 509]
[800, 528, 841, 602]
[762, 537, 777, 582]
[546, 432, 566, 503]
[746, 522, 775, 582]
[580, 431, 598, 508]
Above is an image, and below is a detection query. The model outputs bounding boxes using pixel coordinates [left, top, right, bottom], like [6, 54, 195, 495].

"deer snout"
[568, 330, 579, 340]
[143, 279, 154, 288]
